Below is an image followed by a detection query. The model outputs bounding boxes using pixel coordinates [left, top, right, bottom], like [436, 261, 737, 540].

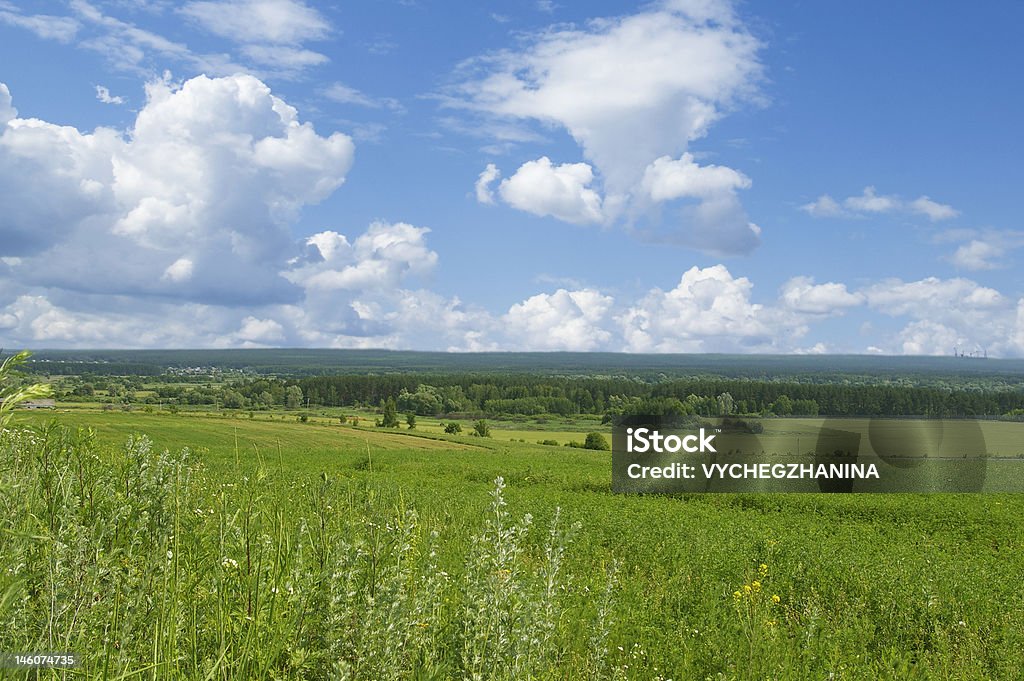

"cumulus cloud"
[863, 276, 1017, 356]
[619, 265, 787, 353]
[938, 230, 1024, 271]
[475, 163, 500, 204]
[0, 83, 14, 125]
[497, 157, 604, 224]
[95, 85, 125, 105]
[801, 186, 959, 222]
[950, 240, 1001, 271]
[780, 277, 863, 315]
[504, 289, 613, 351]
[641, 153, 750, 202]
[286, 221, 438, 292]
[448, 0, 763, 253]
[0, 74, 353, 304]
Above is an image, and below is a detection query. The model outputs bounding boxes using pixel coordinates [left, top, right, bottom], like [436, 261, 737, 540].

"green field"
[3, 409, 1024, 679]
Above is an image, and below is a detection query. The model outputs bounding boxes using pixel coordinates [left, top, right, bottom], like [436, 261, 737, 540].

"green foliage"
[444, 422, 462, 434]
[406, 412, 416, 429]
[473, 419, 491, 438]
[376, 397, 400, 428]
[0, 351, 52, 430]
[584, 432, 610, 451]
[285, 385, 304, 409]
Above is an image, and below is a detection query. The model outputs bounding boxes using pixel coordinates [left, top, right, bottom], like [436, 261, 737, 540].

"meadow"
[3, 408, 1024, 679]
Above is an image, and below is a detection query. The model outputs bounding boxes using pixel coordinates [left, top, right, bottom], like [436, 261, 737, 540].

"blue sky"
[0, 0, 1022, 354]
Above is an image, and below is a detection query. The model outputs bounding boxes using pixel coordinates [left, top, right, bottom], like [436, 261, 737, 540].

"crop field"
[3, 409, 1024, 679]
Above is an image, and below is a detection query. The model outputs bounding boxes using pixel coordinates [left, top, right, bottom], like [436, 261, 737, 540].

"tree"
[583, 432, 610, 451]
[473, 419, 491, 438]
[444, 422, 462, 434]
[406, 413, 416, 429]
[285, 385, 303, 410]
[716, 392, 735, 416]
[377, 397, 400, 428]
[772, 394, 793, 416]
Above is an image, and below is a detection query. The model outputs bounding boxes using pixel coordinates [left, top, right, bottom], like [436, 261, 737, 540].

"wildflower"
[758, 563, 768, 577]
[751, 580, 761, 592]
[733, 590, 742, 600]
[743, 584, 752, 594]
[771, 594, 781, 604]
[221, 557, 238, 570]
[166, 550, 173, 560]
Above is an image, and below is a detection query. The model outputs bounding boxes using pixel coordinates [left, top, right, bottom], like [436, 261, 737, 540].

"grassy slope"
[10, 410, 1024, 678]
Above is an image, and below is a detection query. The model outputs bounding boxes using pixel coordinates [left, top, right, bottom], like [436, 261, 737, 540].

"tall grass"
[0, 423, 616, 679]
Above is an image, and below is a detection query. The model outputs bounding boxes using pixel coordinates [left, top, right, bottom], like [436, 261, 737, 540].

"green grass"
[4, 411, 1024, 679]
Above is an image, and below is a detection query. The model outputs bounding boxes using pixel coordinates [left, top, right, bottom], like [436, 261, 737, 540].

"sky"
[0, 0, 1022, 355]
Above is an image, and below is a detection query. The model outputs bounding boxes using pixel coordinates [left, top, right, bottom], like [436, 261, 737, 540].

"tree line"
[243, 374, 1024, 418]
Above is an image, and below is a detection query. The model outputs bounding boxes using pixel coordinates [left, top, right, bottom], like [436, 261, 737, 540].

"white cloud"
[864, 277, 1006, 318]
[641, 153, 750, 201]
[180, 0, 329, 44]
[802, 186, 958, 222]
[909, 195, 959, 221]
[939, 230, 1023, 271]
[95, 85, 125, 105]
[894, 320, 968, 356]
[475, 163, 500, 204]
[843, 186, 899, 213]
[241, 44, 328, 68]
[504, 289, 613, 351]
[863, 276, 1017, 356]
[950, 240, 1001, 271]
[619, 265, 787, 353]
[0, 74, 353, 305]
[780, 276, 863, 315]
[162, 257, 194, 282]
[322, 83, 402, 111]
[448, 0, 763, 252]
[799, 194, 846, 218]
[0, 6, 79, 42]
[0, 83, 15, 125]
[236, 316, 285, 344]
[69, 0, 246, 75]
[286, 221, 438, 292]
[497, 157, 604, 224]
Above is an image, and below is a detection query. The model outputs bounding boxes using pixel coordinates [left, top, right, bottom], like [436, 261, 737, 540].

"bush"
[444, 422, 462, 434]
[584, 432, 610, 451]
[473, 419, 491, 438]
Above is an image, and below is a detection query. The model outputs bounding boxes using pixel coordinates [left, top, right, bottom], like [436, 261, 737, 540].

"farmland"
[4, 403, 1024, 679]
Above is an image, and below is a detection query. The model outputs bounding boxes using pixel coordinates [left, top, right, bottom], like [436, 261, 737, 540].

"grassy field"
[3, 410, 1024, 679]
